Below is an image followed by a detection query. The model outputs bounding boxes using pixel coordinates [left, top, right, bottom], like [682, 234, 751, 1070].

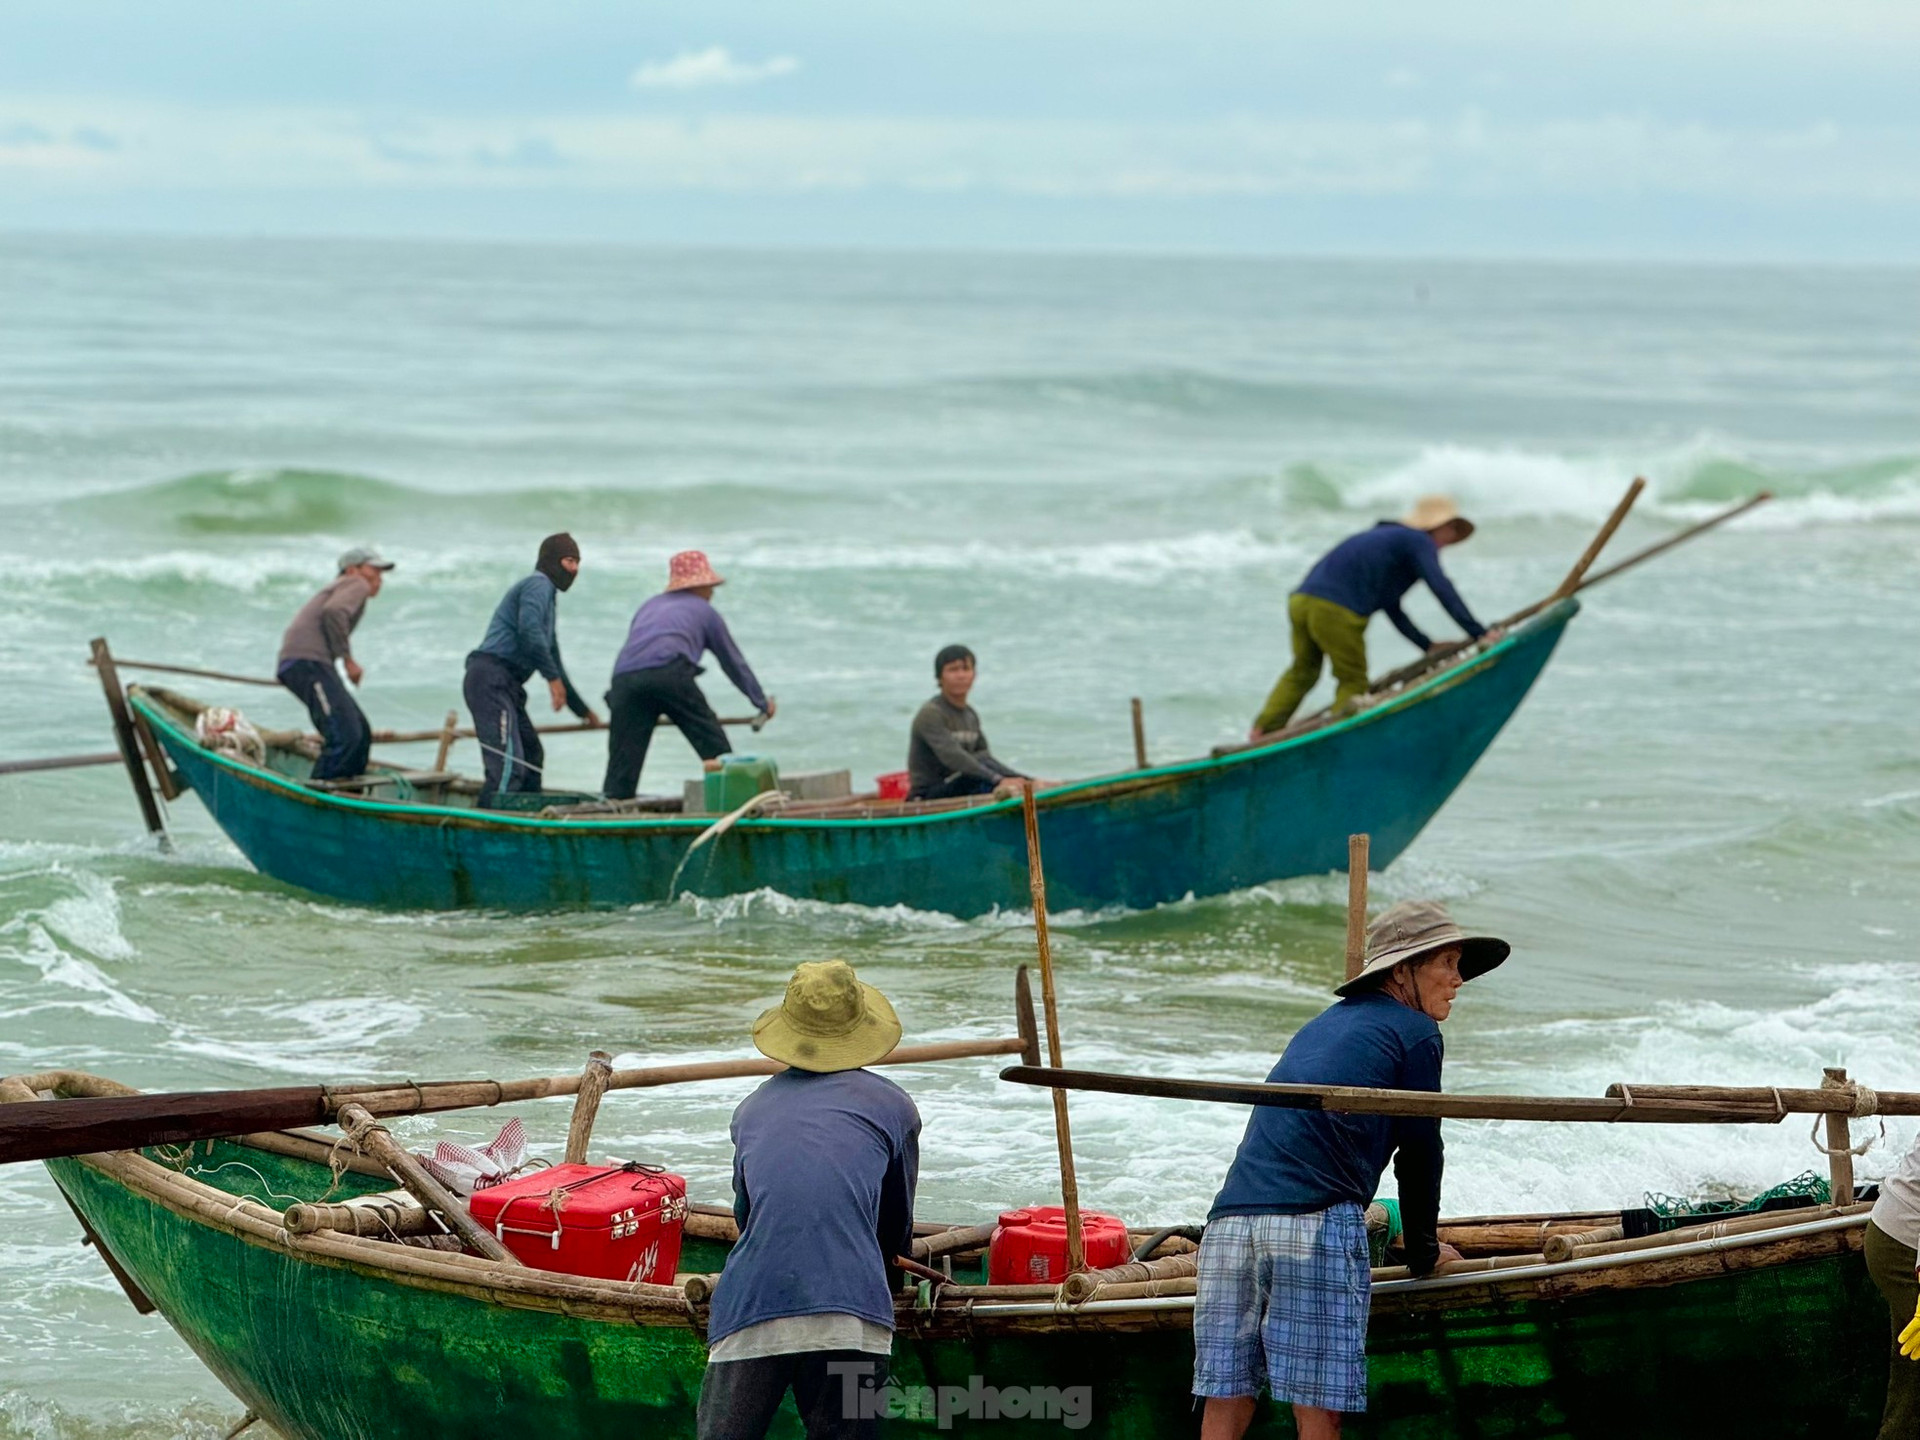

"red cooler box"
[468, 1162, 688, 1283]
[988, 1205, 1132, 1285]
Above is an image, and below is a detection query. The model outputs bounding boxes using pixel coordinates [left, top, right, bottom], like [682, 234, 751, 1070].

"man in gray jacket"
[276, 546, 392, 782]
[905, 645, 1028, 802]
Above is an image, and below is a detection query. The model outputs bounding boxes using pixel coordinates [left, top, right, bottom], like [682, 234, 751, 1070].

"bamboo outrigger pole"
[1021, 779, 1086, 1273]
[1345, 833, 1371, 982]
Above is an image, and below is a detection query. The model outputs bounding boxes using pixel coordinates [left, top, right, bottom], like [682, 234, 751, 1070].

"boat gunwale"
[131, 600, 1578, 838]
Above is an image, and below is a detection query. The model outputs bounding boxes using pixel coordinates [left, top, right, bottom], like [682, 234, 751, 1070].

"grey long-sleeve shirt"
[278, 574, 373, 668]
[906, 695, 1023, 796]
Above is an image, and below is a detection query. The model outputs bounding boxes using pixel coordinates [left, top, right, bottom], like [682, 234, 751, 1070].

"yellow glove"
[1900, 1293, 1920, 1361]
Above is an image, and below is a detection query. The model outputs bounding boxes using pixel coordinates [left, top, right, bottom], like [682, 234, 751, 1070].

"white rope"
[1809, 1112, 1885, 1158]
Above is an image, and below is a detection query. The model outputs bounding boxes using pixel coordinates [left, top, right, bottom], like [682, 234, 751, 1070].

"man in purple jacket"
[700, 960, 919, 1440]
[601, 550, 776, 800]
[1251, 496, 1495, 738]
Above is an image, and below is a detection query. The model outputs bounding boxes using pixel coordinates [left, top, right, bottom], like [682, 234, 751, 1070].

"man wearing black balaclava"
[462, 533, 601, 806]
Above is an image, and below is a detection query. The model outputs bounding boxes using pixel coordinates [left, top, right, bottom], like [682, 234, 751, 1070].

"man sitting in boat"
[700, 960, 918, 1440]
[1250, 496, 1493, 739]
[906, 645, 1029, 801]
[275, 545, 393, 783]
[462, 532, 602, 806]
[601, 550, 775, 801]
[1193, 900, 1509, 1440]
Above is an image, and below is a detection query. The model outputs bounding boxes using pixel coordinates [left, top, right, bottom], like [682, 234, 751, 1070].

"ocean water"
[2, 235, 1919, 1435]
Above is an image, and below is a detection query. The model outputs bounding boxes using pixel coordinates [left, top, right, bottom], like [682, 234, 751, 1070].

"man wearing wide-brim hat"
[602, 549, 776, 801]
[700, 960, 920, 1440]
[1250, 495, 1498, 740]
[1193, 900, 1510, 1440]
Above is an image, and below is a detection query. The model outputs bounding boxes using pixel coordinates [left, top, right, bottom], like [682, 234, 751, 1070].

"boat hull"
[48, 1135, 1888, 1440]
[140, 605, 1575, 915]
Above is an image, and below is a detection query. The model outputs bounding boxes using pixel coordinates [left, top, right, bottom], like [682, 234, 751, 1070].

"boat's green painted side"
[137, 603, 1577, 916]
[49, 1135, 1888, 1440]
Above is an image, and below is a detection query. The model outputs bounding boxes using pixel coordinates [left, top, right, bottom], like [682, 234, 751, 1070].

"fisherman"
[602, 550, 774, 801]
[1192, 900, 1509, 1440]
[463, 533, 601, 806]
[1866, 1132, 1920, 1439]
[700, 960, 919, 1440]
[1250, 496, 1494, 739]
[906, 645, 1029, 801]
[276, 545, 393, 782]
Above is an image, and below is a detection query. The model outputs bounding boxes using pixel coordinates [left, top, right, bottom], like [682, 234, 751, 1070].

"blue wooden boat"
[127, 600, 1577, 915]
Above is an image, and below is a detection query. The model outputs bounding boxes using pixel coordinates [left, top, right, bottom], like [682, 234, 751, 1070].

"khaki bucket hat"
[1335, 899, 1510, 997]
[753, 960, 903, 1072]
[1401, 495, 1474, 539]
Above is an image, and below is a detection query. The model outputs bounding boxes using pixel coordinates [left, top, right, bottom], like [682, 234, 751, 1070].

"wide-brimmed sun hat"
[1401, 495, 1474, 539]
[1335, 898, 1509, 997]
[666, 550, 726, 591]
[752, 960, 903, 1072]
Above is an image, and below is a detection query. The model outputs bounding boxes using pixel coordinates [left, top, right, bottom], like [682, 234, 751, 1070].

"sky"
[2, 1, 1918, 260]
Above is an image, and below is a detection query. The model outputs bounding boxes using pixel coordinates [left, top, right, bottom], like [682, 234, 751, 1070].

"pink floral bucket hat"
[665, 550, 726, 591]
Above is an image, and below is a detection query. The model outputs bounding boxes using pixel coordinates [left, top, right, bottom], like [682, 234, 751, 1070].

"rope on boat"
[666, 789, 788, 900]
[1810, 1112, 1884, 1159]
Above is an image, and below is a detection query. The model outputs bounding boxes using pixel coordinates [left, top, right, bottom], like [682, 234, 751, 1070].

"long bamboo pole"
[1575, 491, 1772, 593]
[1551, 477, 1646, 600]
[90, 639, 168, 844]
[0, 752, 123, 777]
[1021, 779, 1085, 1273]
[0, 1035, 1030, 1167]
[92, 656, 282, 687]
[1345, 834, 1370, 982]
[563, 1051, 614, 1165]
[997, 1065, 1920, 1124]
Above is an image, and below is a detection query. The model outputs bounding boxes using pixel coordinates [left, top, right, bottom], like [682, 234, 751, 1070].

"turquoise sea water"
[2, 236, 1919, 1435]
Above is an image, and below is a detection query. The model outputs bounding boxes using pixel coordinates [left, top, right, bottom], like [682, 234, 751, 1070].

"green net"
[1642, 1169, 1829, 1222]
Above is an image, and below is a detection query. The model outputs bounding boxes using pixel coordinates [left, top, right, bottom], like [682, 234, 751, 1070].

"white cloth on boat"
[1871, 1134, 1920, 1252]
[707, 1313, 892, 1362]
[416, 1117, 528, 1196]
[195, 707, 266, 766]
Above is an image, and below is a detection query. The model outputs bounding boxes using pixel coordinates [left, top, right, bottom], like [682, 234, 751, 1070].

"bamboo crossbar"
[999, 1066, 1920, 1124]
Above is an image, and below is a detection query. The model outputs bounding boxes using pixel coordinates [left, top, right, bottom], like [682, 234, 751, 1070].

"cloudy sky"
[4, 1, 1918, 259]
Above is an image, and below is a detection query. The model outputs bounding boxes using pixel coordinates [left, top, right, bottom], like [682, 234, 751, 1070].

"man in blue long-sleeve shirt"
[602, 550, 776, 800]
[1252, 496, 1496, 737]
[700, 960, 918, 1440]
[1193, 900, 1510, 1440]
[462, 533, 601, 806]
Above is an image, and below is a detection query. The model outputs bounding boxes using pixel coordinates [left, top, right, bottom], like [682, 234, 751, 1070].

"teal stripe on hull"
[141, 604, 1576, 915]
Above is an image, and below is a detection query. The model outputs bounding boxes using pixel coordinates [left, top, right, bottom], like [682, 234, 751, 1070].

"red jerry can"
[987, 1205, 1133, 1285]
[467, 1162, 689, 1283]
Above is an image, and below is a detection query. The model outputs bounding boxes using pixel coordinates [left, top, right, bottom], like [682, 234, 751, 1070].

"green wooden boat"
[121, 602, 1578, 916]
[6, 1068, 1887, 1438]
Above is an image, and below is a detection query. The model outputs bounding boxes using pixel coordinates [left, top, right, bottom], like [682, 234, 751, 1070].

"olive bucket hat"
[1334, 899, 1510, 997]
[752, 960, 902, 1072]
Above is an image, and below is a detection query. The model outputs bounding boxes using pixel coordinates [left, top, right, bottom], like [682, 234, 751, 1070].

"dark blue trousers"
[277, 659, 371, 781]
[463, 653, 543, 805]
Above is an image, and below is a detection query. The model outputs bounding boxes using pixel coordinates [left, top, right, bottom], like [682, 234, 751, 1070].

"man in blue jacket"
[1251, 496, 1495, 738]
[701, 960, 918, 1440]
[1192, 900, 1510, 1440]
[462, 533, 600, 806]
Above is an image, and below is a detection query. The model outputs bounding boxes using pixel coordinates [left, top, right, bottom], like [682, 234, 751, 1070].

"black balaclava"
[537, 533, 580, 593]
[934, 643, 975, 678]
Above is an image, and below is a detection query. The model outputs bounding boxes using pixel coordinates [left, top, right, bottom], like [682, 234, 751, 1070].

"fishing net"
[1626, 1170, 1830, 1239]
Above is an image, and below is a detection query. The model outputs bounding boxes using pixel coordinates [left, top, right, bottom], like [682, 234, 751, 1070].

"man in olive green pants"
[1869, 1134, 1920, 1438]
[1255, 594, 1371, 737]
[1251, 497, 1489, 739]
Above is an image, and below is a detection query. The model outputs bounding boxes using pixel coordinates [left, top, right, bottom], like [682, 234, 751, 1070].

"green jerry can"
[704, 755, 781, 813]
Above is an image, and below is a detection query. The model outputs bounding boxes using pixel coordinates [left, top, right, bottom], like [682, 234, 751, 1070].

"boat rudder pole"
[89, 638, 170, 848]
[1021, 779, 1085, 1273]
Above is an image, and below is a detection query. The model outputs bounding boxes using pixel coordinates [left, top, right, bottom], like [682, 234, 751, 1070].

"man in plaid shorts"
[1192, 899, 1511, 1439]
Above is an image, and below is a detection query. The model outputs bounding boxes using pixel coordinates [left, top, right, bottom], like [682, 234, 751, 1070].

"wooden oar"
[997, 1065, 1920, 1124]
[0, 1030, 1033, 1168]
